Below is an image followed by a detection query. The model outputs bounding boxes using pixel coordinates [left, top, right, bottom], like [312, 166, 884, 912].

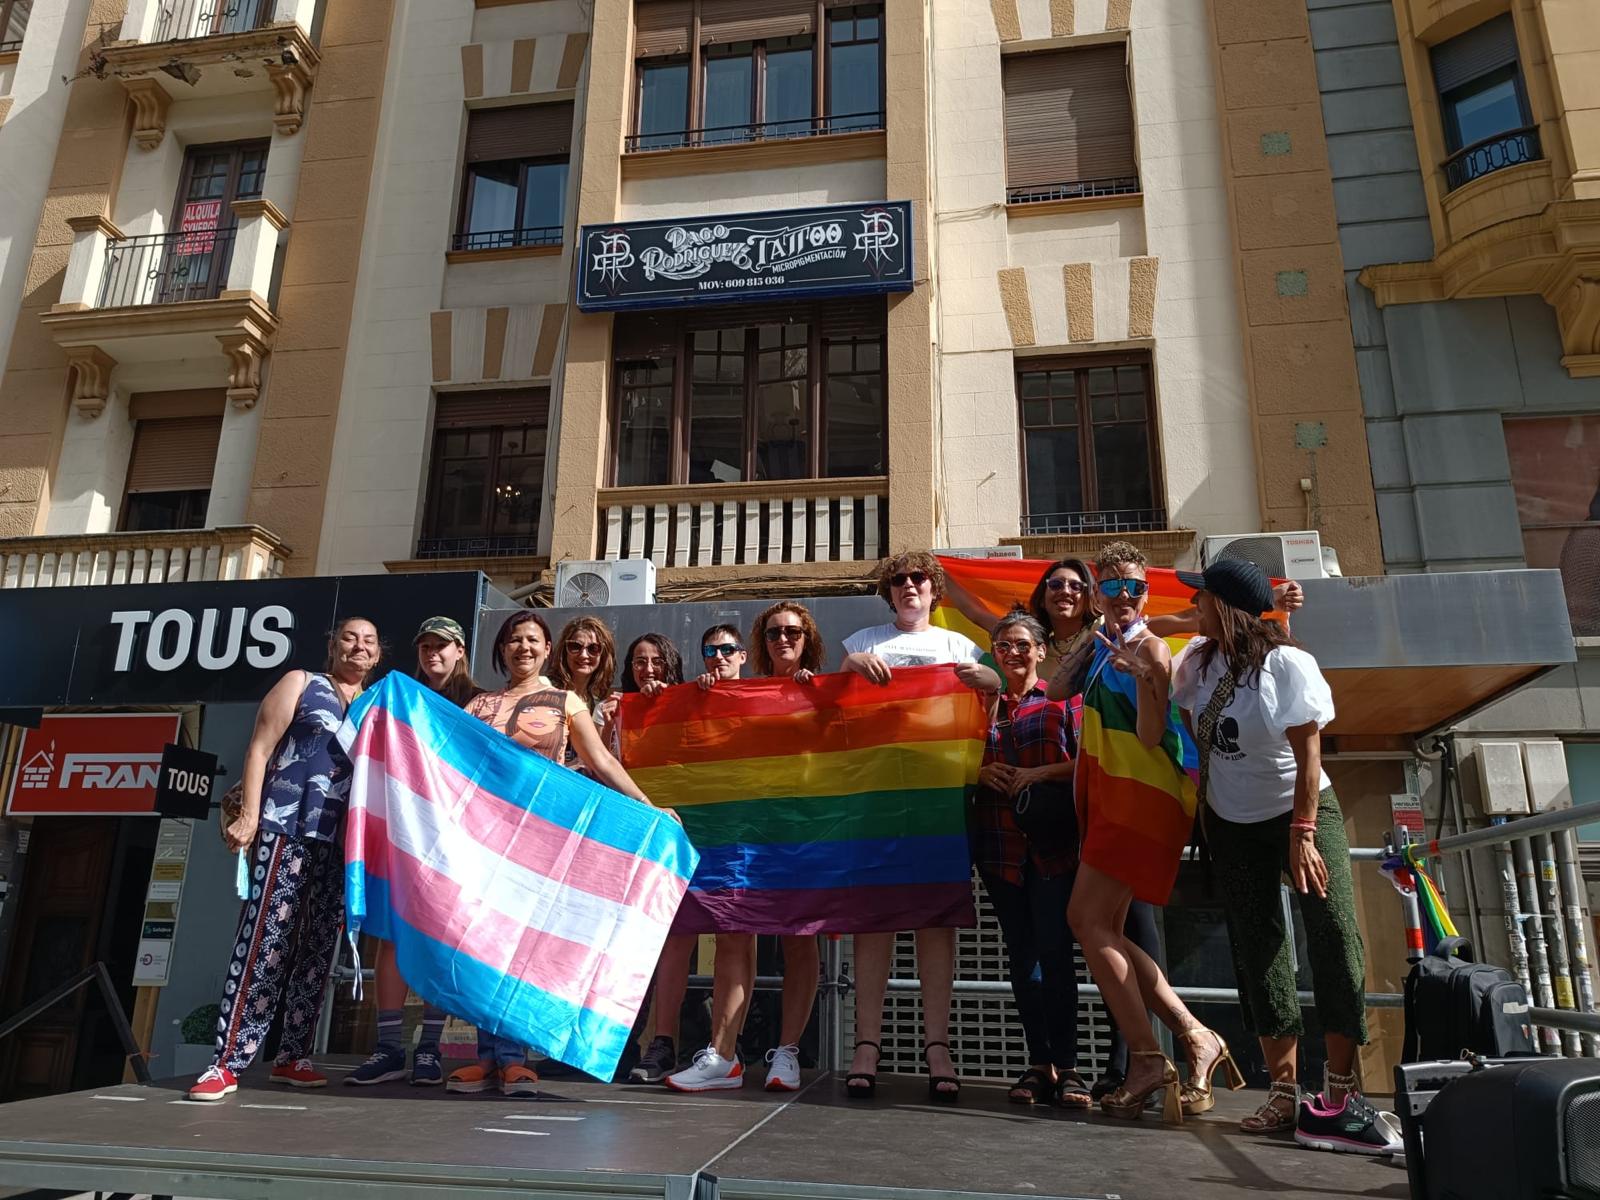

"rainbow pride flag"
[617, 667, 987, 935]
[340, 673, 698, 1081]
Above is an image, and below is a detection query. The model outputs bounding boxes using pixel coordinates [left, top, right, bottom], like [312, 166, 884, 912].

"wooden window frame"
[630, 1, 883, 150]
[421, 412, 549, 552]
[170, 139, 270, 229]
[455, 155, 569, 250]
[1014, 352, 1163, 528]
[0, 0, 31, 50]
[608, 306, 888, 488]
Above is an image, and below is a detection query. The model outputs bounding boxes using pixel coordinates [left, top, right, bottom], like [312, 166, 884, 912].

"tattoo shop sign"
[577, 201, 913, 311]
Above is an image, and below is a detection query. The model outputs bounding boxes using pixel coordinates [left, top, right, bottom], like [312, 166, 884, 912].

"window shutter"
[435, 389, 550, 429]
[465, 102, 574, 163]
[1432, 14, 1519, 95]
[699, 0, 814, 44]
[123, 416, 223, 494]
[635, 0, 692, 57]
[128, 388, 226, 421]
[1002, 45, 1136, 192]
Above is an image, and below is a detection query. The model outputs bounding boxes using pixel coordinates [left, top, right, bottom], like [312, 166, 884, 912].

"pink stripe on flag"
[357, 706, 683, 926]
[362, 812, 648, 1027]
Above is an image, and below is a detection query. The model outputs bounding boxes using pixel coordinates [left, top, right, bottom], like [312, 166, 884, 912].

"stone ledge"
[1003, 528, 1197, 567]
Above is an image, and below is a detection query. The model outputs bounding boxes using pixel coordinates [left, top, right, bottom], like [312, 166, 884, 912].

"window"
[1505, 414, 1600, 637]
[119, 391, 226, 533]
[611, 300, 885, 486]
[0, 0, 31, 52]
[630, 1, 881, 150]
[1431, 15, 1539, 191]
[1016, 355, 1162, 536]
[1002, 44, 1138, 205]
[420, 390, 549, 557]
[456, 103, 572, 252]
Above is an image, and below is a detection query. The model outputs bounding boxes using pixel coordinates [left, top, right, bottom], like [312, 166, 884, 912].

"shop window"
[119, 392, 225, 532]
[611, 300, 885, 486]
[1431, 14, 1539, 191]
[629, 1, 881, 150]
[1001, 44, 1138, 206]
[420, 390, 549, 558]
[1505, 414, 1600, 637]
[1016, 355, 1163, 536]
[456, 103, 572, 252]
[0, 0, 31, 52]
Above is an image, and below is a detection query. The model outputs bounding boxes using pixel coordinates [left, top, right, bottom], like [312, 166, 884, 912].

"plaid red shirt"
[969, 685, 1078, 884]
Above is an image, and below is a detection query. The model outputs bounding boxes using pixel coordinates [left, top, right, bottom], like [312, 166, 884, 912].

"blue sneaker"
[411, 1047, 444, 1087]
[345, 1047, 406, 1086]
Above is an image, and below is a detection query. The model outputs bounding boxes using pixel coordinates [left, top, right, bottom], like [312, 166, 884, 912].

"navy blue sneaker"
[1295, 1091, 1405, 1156]
[345, 1047, 406, 1086]
[411, 1047, 444, 1087]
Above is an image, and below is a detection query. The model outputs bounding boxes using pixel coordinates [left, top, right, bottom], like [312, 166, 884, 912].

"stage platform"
[0, 1057, 1410, 1200]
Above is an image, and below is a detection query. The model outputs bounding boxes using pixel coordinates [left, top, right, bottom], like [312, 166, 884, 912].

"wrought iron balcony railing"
[415, 535, 542, 560]
[450, 226, 563, 253]
[1443, 125, 1542, 192]
[1022, 507, 1169, 537]
[1007, 174, 1141, 206]
[625, 110, 884, 153]
[97, 227, 237, 308]
[148, 0, 276, 43]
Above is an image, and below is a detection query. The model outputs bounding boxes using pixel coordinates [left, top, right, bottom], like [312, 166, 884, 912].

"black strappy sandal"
[1008, 1067, 1052, 1106]
[923, 1040, 960, 1104]
[1054, 1070, 1093, 1109]
[845, 1039, 881, 1100]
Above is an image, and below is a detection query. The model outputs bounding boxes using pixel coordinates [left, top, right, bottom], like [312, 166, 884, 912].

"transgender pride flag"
[340, 673, 698, 1081]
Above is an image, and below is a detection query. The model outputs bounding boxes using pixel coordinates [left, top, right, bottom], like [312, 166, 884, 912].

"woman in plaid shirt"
[971, 609, 1089, 1108]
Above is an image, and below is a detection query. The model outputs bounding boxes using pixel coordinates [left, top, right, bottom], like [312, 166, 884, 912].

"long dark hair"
[491, 611, 554, 677]
[620, 633, 684, 692]
[1194, 601, 1296, 689]
[1027, 557, 1095, 638]
[549, 615, 617, 708]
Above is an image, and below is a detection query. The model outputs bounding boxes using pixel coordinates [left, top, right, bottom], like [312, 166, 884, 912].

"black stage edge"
[0, 1057, 1410, 1200]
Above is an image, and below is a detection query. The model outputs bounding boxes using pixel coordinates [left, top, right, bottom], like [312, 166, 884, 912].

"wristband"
[1289, 818, 1317, 834]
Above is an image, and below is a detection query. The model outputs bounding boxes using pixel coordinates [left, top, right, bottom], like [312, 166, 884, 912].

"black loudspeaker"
[1404, 1057, 1600, 1199]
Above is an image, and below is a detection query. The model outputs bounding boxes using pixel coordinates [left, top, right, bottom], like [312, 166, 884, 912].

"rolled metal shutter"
[465, 102, 574, 163]
[699, 0, 814, 44]
[434, 389, 550, 429]
[1431, 13, 1519, 95]
[1002, 44, 1135, 191]
[123, 416, 223, 494]
[635, 0, 692, 57]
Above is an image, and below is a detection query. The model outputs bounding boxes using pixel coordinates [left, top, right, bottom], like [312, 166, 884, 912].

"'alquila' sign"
[577, 200, 913, 311]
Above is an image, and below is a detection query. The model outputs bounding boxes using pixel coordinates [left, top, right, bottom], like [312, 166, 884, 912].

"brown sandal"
[1240, 1080, 1299, 1134]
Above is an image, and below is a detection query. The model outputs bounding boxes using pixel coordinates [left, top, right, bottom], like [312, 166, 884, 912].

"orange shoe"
[446, 1060, 498, 1094]
[499, 1063, 540, 1097]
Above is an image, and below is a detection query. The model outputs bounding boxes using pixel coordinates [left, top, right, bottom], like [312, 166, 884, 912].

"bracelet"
[1289, 818, 1317, 833]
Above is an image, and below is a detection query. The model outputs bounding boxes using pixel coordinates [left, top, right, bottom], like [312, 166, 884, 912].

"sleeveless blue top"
[259, 673, 352, 843]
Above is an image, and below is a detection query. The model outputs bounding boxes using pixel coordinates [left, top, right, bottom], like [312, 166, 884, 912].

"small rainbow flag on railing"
[618, 666, 988, 935]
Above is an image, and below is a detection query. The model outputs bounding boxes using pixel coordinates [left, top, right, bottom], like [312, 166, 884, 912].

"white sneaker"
[664, 1047, 744, 1093]
[764, 1044, 801, 1092]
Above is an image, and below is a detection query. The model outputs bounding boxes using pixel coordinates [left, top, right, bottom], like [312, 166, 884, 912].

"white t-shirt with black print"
[1171, 639, 1335, 824]
[842, 623, 984, 668]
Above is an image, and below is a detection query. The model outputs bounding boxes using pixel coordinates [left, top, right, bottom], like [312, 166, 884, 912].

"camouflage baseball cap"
[413, 616, 466, 645]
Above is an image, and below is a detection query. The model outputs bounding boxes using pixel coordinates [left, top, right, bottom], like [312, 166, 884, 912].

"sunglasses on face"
[764, 625, 804, 643]
[1097, 579, 1149, 599]
[890, 571, 930, 589]
[702, 643, 743, 659]
[993, 639, 1036, 654]
[1046, 576, 1089, 596]
[631, 656, 660, 670]
[566, 641, 602, 656]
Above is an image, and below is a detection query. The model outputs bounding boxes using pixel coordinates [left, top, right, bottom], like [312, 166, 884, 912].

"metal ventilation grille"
[1210, 535, 1288, 577]
[1565, 1088, 1600, 1193]
[842, 874, 1112, 1082]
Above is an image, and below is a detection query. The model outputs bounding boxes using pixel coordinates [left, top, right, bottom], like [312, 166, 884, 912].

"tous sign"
[109, 605, 295, 673]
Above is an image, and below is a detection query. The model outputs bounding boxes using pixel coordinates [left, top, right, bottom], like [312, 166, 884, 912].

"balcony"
[0, 525, 288, 589]
[625, 111, 884, 154]
[1443, 126, 1543, 192]
[597, 477, 888, 569]
[101, 0, 319, 147]
[621, 113, 887, 180]
[1006, 174, 1142, 210]
[40, 201, 285, 416]
[1006, 510, 1194, 567]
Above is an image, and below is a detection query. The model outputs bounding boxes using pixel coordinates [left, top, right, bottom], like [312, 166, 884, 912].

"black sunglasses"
[566, 641, 602, 656]
[764, 625, 804, 642]
[891, 571, 930, 588]
[702, 643, 743, 659]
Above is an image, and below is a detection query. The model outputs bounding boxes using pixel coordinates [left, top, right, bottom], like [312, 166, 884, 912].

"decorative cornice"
[62, 346, 118, 418]
[120, 78, 172, 150]
[230, 198, 290, 230]
[65, 214, 125, 240]
[217, 330, 273, 409]
[265, 56, 316, 136]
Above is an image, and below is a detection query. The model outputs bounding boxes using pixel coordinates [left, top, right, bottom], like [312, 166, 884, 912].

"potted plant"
[172, 1004, 219, 1077]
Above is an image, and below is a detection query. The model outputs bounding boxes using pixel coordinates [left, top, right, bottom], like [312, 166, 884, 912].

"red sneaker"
[270, 1058, 328, 1088]
[188, 1065, 238, 1101]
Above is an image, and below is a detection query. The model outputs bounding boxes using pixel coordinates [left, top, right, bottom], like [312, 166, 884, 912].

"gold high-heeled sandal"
[1099, 1049, 1183, 1125]
[1178, 1027, 1246, 1116]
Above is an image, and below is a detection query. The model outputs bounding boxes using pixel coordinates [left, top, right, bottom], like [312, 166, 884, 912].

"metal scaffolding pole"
[1533, 832, 1580, 1055]
[1554, 827, 1600, 1056]
[1512, 836, 1562, 1054]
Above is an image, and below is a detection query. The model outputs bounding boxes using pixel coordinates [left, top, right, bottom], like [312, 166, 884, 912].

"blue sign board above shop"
[576, 200, 914, 312]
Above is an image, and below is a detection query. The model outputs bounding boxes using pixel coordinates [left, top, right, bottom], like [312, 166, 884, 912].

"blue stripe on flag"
[688, 833, 973, 893]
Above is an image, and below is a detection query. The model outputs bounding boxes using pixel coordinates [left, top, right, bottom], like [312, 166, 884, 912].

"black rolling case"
[1396, 1056, 1600, 1199]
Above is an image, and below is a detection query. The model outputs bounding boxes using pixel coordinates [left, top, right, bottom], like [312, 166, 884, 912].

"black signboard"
[576, 200, 913, 312]
[155, 743, 218, 820]
[0, 571, 488, 708]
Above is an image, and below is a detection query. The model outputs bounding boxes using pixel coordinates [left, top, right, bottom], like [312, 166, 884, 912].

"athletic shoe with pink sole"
[1294, 1092, 1405, 1156]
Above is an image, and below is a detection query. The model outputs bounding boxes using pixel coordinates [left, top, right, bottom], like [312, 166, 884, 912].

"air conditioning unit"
[1201, 531, 1327, 580]
[554, 559, 656, 607]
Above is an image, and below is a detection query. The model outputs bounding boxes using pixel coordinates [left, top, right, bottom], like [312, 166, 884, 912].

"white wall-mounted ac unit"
[1201, 531, 1327, 580]
[554, 559, 656, 607]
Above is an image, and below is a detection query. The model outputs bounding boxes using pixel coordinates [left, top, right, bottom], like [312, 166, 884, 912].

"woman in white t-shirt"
[840, 551, 1000, 1103]
[1172, 559, 1397, 1156]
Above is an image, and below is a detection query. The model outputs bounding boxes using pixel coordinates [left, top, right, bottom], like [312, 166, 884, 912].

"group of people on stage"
[185, 545, 1401, 1154]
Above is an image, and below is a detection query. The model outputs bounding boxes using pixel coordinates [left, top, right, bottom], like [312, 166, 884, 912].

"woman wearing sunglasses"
[549, 616, 620, 753]
[841, 551, 1000, 1103]
[666, 604, 825, 1093]
[1070, 541, 1240, 1125]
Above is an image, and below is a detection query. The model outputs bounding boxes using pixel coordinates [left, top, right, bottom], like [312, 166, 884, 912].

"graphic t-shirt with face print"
[466, 678, 587, 765]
